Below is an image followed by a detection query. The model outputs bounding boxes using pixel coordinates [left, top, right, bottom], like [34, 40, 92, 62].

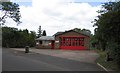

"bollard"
[25, 46, 29, 53]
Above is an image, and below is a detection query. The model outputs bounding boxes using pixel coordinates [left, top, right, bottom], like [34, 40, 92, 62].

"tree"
[73, 28, 81, 31]
[2, 27, 36, 48]
[28, 31, 36, 46]
[37, 26, 42, 38]
[73, 28, 91, 36]
[0, 1, 21, 25]
[42, 30, 46, 36]
[93, 1, 120, 67]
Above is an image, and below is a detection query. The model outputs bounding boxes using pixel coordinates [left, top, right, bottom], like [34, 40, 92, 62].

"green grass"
[95, 49, 119, 71]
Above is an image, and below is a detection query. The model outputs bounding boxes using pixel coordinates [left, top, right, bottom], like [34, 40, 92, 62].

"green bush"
[2, 27, 36, 48]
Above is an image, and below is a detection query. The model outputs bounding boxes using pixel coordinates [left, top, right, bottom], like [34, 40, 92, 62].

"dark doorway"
[51, 41, 54, 49]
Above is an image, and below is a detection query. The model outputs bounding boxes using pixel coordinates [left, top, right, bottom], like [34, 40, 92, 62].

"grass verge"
[94, 49, 119, 71]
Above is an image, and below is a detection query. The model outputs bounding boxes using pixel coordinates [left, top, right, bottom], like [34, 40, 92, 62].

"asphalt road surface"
[2, 48, 105, 71]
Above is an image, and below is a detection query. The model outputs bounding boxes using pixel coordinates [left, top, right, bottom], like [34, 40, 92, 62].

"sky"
[2, 0, 106, 36]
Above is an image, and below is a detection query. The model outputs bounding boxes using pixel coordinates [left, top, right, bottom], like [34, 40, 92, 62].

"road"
[2, 48, 105, 71]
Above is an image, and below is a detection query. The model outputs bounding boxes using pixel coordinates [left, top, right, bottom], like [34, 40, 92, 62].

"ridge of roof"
[54, 29, 90, 37]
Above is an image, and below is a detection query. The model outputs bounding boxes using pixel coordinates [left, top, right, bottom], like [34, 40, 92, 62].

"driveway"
[12, 48, 99, 64]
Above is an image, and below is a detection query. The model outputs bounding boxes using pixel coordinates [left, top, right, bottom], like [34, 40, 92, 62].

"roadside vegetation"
[95, 49, 119, 71]
[2, 27, 36, 48]
[91, 1, 120, 71]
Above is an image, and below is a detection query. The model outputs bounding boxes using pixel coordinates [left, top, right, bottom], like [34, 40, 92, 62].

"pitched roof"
[53, 32, 63, 36]
[54, 30, 90, 37]
[36, 36, 55, 40]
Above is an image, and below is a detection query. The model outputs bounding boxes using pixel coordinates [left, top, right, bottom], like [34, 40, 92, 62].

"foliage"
[36, 26, 47, 37]
[42, 30, 46, 36]
[0, 1, 21, 25]
[90, 34, 97, 49]
[2, 27, 36, 48]
[73, 28, 91, 33]
[93, 1, 120, 67]
[95, 49, 119, 71]
[36, 26, 42, 38]
[73, 28, 91, 35]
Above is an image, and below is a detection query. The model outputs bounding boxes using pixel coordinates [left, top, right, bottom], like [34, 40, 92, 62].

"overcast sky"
[3, 0, 103, 36]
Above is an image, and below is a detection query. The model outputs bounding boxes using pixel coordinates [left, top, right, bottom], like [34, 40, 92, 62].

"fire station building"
[36, 29, 90, 50]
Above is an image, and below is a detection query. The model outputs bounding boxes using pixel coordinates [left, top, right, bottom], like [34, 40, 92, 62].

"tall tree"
[42, 30, 46, 36]
[37, 26, 42, 38]
[0, 1, 21, 25]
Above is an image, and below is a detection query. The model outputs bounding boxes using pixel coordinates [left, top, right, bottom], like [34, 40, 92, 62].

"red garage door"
[59, 36, 86, 50]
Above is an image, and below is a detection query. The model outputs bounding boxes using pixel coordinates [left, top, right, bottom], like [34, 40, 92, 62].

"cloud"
[5, 0, 102, 36]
